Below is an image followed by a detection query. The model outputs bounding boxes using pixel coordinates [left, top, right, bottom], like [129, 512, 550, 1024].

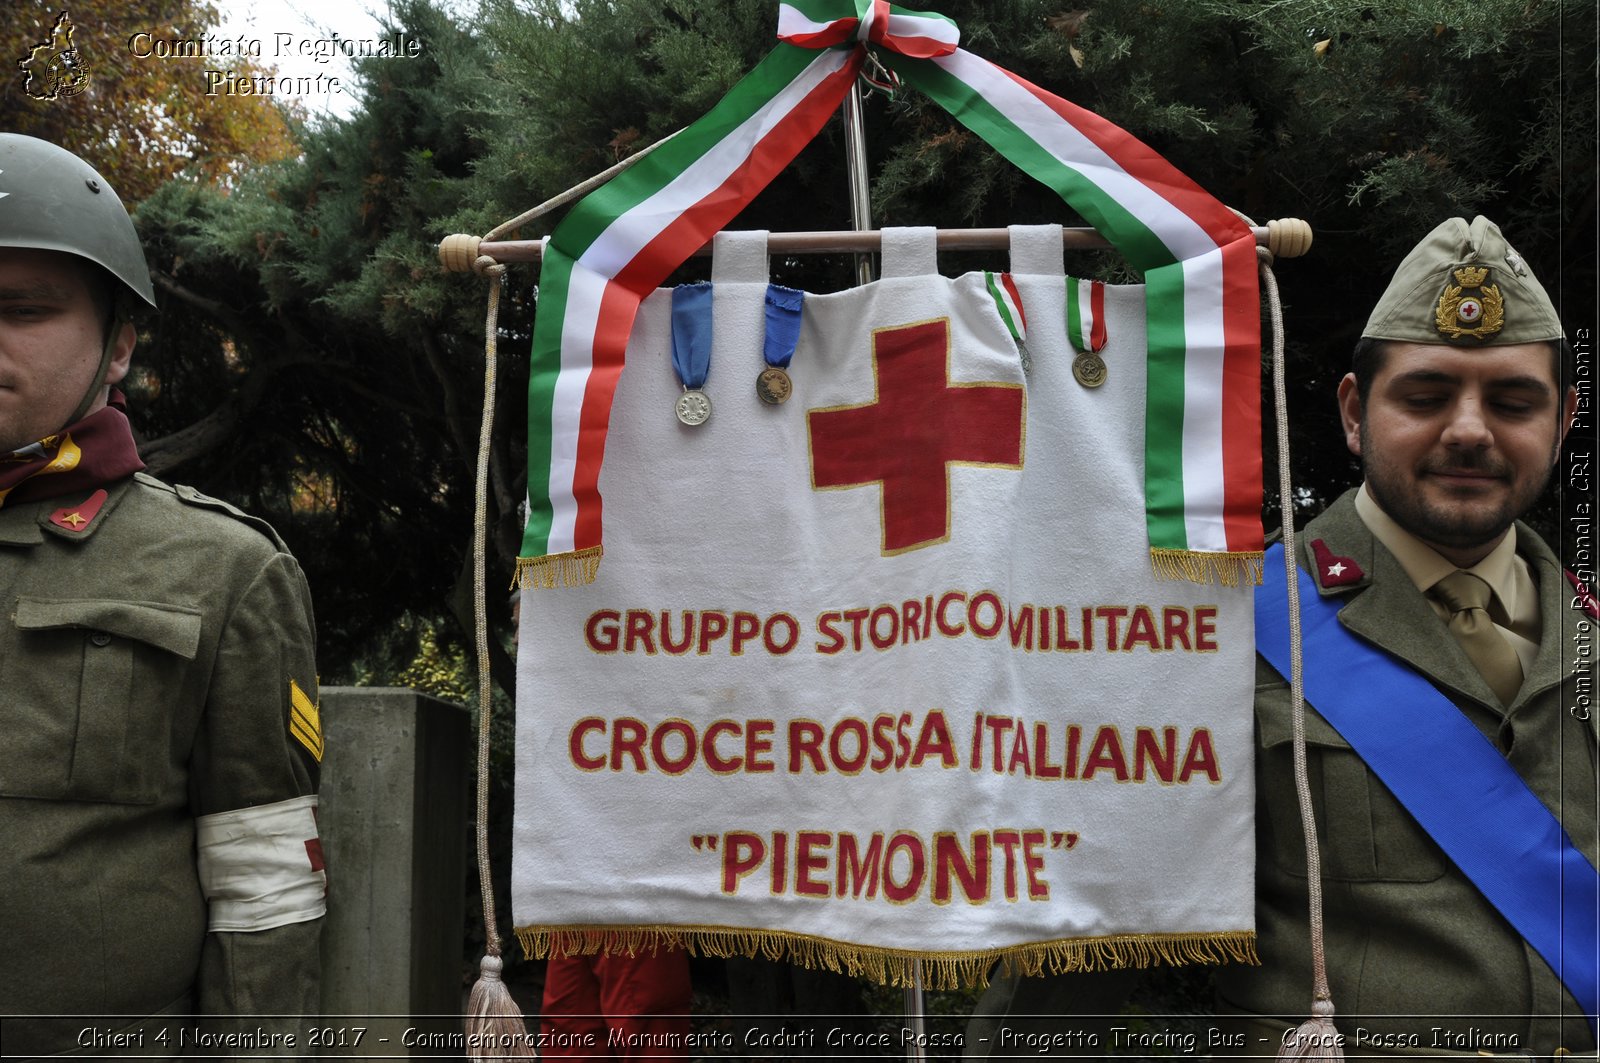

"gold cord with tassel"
[465, 261, 536, 1059]
[453, 137, 687, 1050]
[1256, 235, 1344, 1062]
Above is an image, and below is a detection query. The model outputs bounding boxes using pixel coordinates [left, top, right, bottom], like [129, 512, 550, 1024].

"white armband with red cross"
[196, 794, 327, 932]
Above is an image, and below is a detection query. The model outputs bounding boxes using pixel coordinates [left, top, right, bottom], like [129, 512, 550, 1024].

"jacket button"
[89, 630, 112, 647]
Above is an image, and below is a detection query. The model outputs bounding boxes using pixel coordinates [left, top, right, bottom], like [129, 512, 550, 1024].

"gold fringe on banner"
[515, 925, 1257, 992]
[513, 546, 603, 590]
[1150, 548, 1265, 587]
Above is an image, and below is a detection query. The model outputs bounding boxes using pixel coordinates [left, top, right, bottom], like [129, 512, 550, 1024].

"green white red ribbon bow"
[517, 2, 1263, 589]
[777, 1, 959, 58]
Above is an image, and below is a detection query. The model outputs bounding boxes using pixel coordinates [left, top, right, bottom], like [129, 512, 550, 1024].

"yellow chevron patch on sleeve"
[289, 679, 324, 762]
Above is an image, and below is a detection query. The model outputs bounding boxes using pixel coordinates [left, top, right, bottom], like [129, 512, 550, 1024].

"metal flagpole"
[902, 960, 928, 1062]
[841, 79, 876, 287]
[841, 71, 929, 1063]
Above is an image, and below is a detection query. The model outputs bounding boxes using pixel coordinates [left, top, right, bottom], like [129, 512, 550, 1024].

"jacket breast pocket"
[1256, 678, 1448, 883]
[1, 597, 203, 804]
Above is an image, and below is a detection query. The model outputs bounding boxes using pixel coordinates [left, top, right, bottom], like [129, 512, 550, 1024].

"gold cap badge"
[1434, 265, 1504, 341]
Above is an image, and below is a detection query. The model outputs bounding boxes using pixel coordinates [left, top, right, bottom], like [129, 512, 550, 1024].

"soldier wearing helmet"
[0, 135, 326, 1054]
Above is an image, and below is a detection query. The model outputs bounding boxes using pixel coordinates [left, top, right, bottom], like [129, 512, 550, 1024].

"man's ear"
[103, 318, 136, 387]
[1336, 373, 1363, 457]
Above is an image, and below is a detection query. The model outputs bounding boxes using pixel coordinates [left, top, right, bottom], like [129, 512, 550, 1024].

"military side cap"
[1362, 215, 1562, 345]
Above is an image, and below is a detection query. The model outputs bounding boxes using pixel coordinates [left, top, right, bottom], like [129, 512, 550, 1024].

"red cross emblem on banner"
[808, 318, 1025, 555]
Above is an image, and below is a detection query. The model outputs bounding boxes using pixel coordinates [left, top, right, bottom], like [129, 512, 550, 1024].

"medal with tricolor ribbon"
[1066, 277, 1108, 387]
[984, 271, 1029, 372]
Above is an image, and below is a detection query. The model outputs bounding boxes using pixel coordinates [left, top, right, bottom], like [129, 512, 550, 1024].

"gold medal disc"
[756, 367, 793, 405]
[1072, 352, 1108, 388]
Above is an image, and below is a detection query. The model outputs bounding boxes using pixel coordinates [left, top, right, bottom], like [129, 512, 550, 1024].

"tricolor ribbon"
[776, 0, 959, 59]
[1066, 277, 1107, 353]
[518, 2, 1262, 588]
[984, 271, 1026, 345]
[985, 270, 1030, 372]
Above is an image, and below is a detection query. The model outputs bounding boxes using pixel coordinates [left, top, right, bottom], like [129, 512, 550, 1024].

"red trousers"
[539, 945, 692, 1059]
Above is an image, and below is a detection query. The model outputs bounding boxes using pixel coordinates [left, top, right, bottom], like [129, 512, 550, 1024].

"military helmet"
[0, 133, 155, 307]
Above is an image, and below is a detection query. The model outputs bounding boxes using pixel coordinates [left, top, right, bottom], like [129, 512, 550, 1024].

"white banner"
[513, 226, 1255, 986]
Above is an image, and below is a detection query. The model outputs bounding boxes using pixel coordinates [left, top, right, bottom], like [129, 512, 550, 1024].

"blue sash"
[1256, 543, 1600, 1031]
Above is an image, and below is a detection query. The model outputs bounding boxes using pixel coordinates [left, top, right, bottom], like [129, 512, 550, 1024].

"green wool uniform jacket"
[1216, 489, 1598, 1056]
[0, 472, 323, 1058]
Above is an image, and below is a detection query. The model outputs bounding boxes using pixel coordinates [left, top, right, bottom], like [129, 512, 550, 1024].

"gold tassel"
[512, 546, 603, 590]
[1150, 548, 1265, 587]
[465, 954, 535, 1060]
[515, 925, 1256, 992]
[1277, 997, 1345, 1061]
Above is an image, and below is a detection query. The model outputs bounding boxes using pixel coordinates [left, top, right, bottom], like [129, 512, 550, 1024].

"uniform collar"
[1300, 487, 1574, 708]
[0, 476, 135, 546]
[1353, 483, 1531, 627]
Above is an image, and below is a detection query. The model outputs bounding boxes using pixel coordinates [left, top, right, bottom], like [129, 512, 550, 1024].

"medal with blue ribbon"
[757, 284, 804, 404]
[671, 282, 714, 425]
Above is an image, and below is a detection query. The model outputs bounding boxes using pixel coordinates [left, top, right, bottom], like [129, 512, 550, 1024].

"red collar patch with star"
[49, 489, 108, 533]
[1310, 538, 1364, 588]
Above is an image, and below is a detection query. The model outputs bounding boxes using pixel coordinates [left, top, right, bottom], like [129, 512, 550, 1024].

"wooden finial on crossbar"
[1265, 218, 1314, 259]
[439, 233, 483, 273]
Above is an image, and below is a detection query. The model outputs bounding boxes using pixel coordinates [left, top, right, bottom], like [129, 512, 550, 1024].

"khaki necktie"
[1430, 570, 1523, 705]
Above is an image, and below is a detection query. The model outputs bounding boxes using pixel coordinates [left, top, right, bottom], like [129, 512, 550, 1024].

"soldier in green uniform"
[967, 218, 1595, 1057]
[0, 136, 327, 1056]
